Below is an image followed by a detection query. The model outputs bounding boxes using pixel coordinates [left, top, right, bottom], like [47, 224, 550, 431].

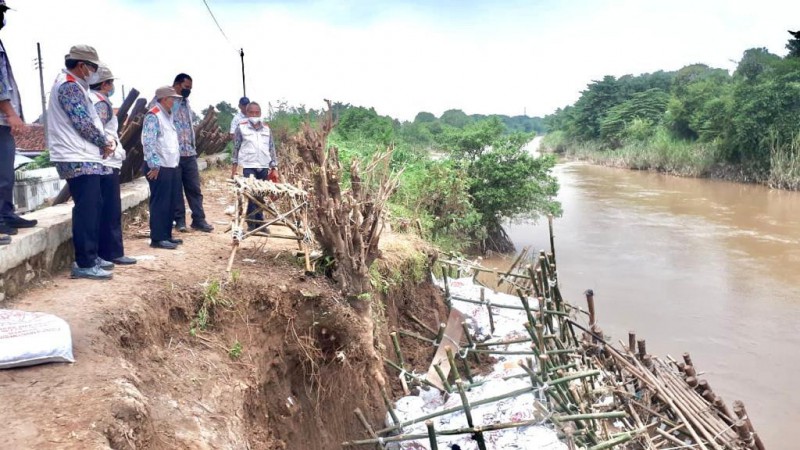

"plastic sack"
[0, 309, 75, 369]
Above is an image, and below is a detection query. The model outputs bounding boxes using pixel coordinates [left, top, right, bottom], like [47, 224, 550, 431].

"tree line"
[543, 32, 800, 187]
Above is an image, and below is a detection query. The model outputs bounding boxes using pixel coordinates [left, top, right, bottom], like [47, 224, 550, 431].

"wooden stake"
[628, 331, 636, 354]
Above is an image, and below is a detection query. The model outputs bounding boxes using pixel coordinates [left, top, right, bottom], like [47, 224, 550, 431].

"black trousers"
[174, 155, 205, 224]
[0, 125, 15, 220]
[98, 168, 124, 261]
[147, 165, 180, 242]
[243, 168, 268, 225]
[66, 174, 104, 268]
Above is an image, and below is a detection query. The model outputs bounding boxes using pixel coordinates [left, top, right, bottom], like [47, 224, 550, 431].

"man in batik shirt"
[170, 73, 213, 233]
[47, 45, 116, 280]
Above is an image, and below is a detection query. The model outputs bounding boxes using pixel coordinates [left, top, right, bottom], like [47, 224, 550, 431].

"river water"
[488, 162, 799, 448]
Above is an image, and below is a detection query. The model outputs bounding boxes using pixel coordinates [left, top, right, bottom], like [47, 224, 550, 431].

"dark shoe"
[191, 221, 214, 232]
[95, 257, 115, 270]
[5, 214, 38, 228]
[150, 240, 178, 250]
[0, 222, 18, 235]
[0, 235, 10, 246]
[112, 256, 137, 265]
[175, 221, 188, 233]
[71, 265, 113, 280]
[169, 238, 183, 245]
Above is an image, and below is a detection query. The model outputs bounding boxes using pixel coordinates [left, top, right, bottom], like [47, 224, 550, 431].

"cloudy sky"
[3, 0, 799, 121]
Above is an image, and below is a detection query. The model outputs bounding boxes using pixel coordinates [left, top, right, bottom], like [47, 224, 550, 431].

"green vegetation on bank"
[229, 102, 560, 253]
[543, 32, 800, 188]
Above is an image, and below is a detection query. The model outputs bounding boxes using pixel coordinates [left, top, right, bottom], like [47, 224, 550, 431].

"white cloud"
[3, 0, 800, 122]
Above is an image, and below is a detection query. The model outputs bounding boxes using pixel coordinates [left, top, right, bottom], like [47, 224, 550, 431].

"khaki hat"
[95, 65, 115, 84]
[65, 45, 100, 66]
[155, 86, 181, 100]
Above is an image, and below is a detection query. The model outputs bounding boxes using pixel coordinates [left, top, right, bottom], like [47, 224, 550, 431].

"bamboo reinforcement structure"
[344, 222, 761, 449]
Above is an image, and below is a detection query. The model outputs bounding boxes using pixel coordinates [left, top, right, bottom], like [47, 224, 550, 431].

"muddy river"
[485, 162, 799, 448]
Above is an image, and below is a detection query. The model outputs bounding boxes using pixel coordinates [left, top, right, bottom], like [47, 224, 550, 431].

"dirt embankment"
[0, 170, 452, 449]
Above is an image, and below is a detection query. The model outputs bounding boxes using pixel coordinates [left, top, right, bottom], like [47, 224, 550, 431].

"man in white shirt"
[231, 101, 277, 231]
[141, 86, 183, 250]
[228, 96, 249, 139]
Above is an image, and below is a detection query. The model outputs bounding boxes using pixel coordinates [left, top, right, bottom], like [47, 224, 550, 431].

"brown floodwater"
[483, 162, 799, 449]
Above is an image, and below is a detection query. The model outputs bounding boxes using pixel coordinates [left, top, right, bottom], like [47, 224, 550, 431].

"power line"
[201, 0, 236, 51]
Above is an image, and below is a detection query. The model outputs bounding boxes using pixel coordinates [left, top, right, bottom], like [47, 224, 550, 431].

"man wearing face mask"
[230, 102, 277, 231]
[0, 0, 37, 246]
[47, 45, 117, 280]
[142, 86, 183, 250]
[89, 65, 136, 266]
[170, 73, 213, 233]
[229, 96, 249, 139]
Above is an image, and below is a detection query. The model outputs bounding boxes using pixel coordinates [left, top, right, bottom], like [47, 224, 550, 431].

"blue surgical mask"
[108, 87, 116, 98]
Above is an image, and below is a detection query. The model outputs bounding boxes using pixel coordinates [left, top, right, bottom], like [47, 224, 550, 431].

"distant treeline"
[543, 32, 800, 187]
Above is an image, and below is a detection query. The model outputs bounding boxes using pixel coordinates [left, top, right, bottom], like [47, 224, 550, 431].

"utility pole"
[35, 42, 47, 145]
[121, 84, 126, 102]
[240, 48, 246, 97]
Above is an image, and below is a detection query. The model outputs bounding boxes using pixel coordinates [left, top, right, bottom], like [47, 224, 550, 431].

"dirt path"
[0, 170, 319, 449]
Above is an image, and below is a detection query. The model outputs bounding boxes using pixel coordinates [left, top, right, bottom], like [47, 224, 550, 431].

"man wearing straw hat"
[141, 86, 184, 250]
[47, 44, 117, 280]
[89, 65, 136, 266]
[0, 0, 37, 246]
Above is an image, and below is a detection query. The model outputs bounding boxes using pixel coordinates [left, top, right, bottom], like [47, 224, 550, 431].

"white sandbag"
[0, 309, 75, 369]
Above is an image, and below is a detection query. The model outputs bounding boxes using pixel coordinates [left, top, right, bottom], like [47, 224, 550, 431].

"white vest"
[91, 91, 126, 169]
[47, 69, 106, 164]
[144, 104, 179, 169]
[236, 120, 274, 169]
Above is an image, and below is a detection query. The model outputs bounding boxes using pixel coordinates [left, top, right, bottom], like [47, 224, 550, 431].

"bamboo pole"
[733, 400, 765, 450]
[425, 421, 438, 450]
[433, 364, 452, 393]
[381, 387, 401, 431]
[498, 247, 528, 288]
[354, 408, 384, 449]
[547, 214, 556, 265]
[481, 288, 495, 335]
[461, 321, 480, 364]
[434, 323, 447, 347]
[407, 313, 437, 337]
[446, 348, 462, 383]
[390, 332, 405, 369]
[398, 329, 434, 344]
[455, 380, 487, 450]
[375, 385, 536, 434]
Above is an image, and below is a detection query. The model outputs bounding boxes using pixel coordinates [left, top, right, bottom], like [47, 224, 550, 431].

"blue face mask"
[171, 101, 180, 114]
[108, 87, 116, 98]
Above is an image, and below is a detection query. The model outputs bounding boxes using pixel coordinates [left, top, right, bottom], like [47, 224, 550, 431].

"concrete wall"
[14, 167, 67, 213]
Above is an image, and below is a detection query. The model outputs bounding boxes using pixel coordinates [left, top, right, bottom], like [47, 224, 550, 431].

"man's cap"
[239, 97, 250, 106]
[65, 45, 101, 66]
[0, 1, 12, 11]
[96, 65, 115, 84]
[155, 86, 182, 100]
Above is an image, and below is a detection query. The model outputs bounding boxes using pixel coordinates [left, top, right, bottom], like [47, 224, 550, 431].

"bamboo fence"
[342, 215, 763, 450]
